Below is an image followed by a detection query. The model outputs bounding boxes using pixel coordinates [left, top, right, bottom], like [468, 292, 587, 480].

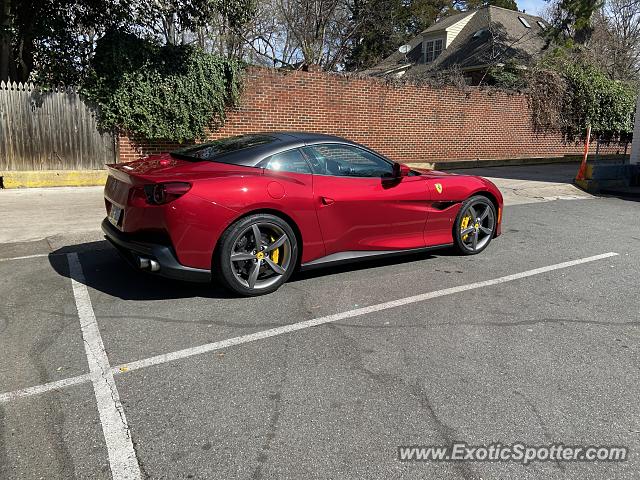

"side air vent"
[432, 201, 458, 210]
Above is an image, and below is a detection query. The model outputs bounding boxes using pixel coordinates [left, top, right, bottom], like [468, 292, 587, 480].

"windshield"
[171, 134, 276, 162]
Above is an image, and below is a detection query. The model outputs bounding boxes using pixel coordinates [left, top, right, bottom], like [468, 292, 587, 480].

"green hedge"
[562, 63, 636, 134]
[82, 31, 243, 142]
[489, 57, 636, 136]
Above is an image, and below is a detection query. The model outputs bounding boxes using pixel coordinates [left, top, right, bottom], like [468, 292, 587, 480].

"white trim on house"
[444, 11, 477, 47]
[419, 11, 477, 64]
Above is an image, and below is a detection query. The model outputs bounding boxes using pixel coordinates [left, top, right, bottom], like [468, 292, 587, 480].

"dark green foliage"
[526, 57, 635, 136]
[485, 52, 635, 136]
[82, 31, 243, 142]
[561, 62, 635, 133]
[0, 0, 128, 83]
[0, 0, 255, 84]
[345, 0, 402, 70]
[485, 62, 527, 89]
[547, 0, 603, 45]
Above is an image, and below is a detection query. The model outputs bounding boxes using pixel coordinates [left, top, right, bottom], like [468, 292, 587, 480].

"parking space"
[1, 383, 110, 479]
[0, 255, 88, 393]
[1, 195, 639, 479]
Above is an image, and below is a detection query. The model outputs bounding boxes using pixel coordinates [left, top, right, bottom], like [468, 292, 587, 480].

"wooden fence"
[0, 81, 115, 171]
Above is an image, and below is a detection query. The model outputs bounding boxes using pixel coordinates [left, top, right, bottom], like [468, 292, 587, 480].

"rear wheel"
[453, 196, 496, 255]
[215, 214, 298, 296]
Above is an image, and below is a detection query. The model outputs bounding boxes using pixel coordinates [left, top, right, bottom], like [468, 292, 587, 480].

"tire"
[453, 195, 497, 255]
[215, 214, 298, 296]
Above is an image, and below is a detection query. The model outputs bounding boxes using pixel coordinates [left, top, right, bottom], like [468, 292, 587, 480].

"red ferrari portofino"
[102, 132, 503, 295]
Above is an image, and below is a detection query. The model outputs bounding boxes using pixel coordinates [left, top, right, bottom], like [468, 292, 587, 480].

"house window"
[537, 20, 546, 29]
[518, 16, 532, 28]
[423, 38, 444, 63]
[434, 39, 443, 58]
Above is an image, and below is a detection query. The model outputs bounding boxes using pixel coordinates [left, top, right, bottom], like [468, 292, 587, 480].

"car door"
[258, 147, 326, 263]
[302, 143, 430, 255]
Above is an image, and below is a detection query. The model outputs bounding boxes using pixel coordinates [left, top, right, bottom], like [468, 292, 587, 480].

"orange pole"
[576, 125, 591, 181]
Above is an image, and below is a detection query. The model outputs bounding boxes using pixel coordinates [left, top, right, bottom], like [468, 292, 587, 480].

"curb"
[0, 170, 108, 189]
[409, 154, 628, 171]
[599, 187, 640, 199]
[574, 163, 640, 194]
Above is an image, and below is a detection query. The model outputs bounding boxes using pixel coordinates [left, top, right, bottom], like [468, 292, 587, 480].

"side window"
[261, 149, 311, 174]
[302, 144, 394, 178]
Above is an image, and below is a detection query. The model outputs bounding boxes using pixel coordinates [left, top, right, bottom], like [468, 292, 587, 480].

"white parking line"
[68, 253, 141, 480]
[115, 251, 619, 373]
[0, 374, 91, 403]
[0, 251, 619, 407]
[0, 253, 50, 262]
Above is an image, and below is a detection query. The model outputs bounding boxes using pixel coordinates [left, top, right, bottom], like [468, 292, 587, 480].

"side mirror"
[393, 162, 411, 178]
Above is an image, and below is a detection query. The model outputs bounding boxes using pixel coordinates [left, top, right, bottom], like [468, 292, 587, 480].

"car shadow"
[49, 241, 235, 300]
[597, 190, 640, 203]
[49, 240, 448, 300]
[291, 249, 443, 282]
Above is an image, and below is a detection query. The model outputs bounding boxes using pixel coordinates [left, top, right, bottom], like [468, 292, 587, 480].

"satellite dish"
[398, 44, 411, 54]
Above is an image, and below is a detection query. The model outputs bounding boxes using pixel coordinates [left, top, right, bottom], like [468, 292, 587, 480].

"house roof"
[421, 10, 475, 34]
[366, 5, 548, 78]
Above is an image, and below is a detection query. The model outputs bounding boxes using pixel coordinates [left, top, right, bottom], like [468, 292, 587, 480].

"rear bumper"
[101, 219, 211, 283]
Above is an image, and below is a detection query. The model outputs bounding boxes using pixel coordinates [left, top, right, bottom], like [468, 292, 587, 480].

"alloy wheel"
[459, 201, 495, 252]
[229, 222, 293, 290]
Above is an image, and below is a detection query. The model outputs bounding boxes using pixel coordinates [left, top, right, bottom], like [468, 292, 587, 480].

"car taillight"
[144, 182, 191, 205]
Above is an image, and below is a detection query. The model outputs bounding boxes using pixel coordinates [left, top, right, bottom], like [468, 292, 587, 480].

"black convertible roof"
[172, 131, 362, 167]
[265, 131, 350, 145]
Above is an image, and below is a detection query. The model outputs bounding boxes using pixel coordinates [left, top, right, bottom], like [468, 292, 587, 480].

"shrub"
[82, 31, 243, 142]
[526, 57, 635, 137]
[561, 62, 636, 135]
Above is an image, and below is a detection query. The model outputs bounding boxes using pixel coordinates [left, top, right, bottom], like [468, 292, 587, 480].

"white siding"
[445, 11, 477, 47]
[631, 94, 640, 164]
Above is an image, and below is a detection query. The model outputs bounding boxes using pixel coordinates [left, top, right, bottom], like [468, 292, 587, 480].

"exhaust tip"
[149, 260, 160, 272]
[137, 257, 150, 269]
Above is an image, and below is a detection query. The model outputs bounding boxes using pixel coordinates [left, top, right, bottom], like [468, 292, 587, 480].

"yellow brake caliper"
[460, 215, 471, 241]
[270, 236, 280, 264]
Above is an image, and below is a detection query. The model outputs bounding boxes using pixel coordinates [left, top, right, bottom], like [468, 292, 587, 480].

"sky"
[517, 0, 548, 16]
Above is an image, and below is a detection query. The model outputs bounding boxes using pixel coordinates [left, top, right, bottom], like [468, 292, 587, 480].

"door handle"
[321, 196, 335, 206]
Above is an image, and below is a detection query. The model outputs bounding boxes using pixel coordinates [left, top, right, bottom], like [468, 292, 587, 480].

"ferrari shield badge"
[435, 183, 443, 194]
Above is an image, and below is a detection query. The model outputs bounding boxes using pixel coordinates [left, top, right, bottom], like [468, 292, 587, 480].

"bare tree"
[128, 0, 254, 60]
[241, 0, 358, 70]
[240, 0, 303, 67]
[597, 0, 640, 79]
[543, 0, 640, 82]
[280, 0, 349, 67]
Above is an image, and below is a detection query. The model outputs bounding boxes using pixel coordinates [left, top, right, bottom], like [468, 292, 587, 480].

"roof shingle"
[367, 5, 548, 78]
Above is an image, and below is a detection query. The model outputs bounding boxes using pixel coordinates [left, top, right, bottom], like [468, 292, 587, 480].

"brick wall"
[118, 67, 628, 164]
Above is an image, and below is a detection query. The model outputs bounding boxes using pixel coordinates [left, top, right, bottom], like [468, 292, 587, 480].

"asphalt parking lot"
[1, 167, 639, 479]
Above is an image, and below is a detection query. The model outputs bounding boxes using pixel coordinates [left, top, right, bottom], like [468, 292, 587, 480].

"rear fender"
[189, 173, 325, 265]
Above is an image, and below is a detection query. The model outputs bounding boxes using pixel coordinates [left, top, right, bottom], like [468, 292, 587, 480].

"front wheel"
[215, 214, 298, 296]
[453, 196, 496, 255]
